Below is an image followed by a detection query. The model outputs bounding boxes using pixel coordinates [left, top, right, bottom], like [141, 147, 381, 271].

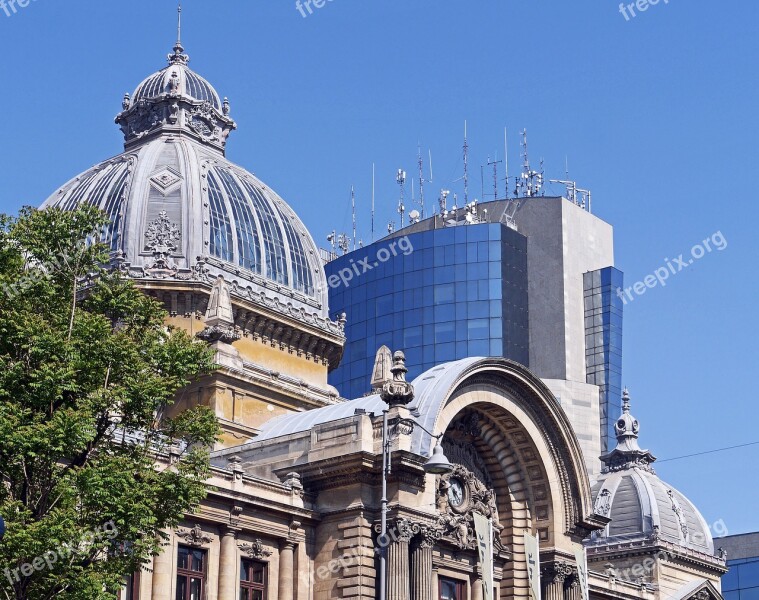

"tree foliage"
[0, 206, 219, 600]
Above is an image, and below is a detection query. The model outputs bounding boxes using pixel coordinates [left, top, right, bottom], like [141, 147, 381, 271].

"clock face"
[448, 478, 465, 509]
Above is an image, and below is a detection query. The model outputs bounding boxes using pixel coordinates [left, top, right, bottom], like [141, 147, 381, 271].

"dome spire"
[600, 388, 656, 472]
[169, 3, 189, 65]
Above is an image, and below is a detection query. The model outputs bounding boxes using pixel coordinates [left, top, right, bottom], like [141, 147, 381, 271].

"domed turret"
[115, 6, 236, 154]
[589, 390, 716, 555]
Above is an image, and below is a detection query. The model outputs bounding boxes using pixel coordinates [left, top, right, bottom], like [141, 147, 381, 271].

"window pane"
[192, 550, 204, 572]
[190, 577, 202, 600]
[177, 547, 190, 571]
[239, 589, 250, 600]
[252, 563, 265, 584]
[440, 578, 458, 600]
[175, 576, 187, 600]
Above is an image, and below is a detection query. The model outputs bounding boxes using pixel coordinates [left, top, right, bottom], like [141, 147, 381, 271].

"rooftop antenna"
[351, 186, 357, 251]
[463, 120, 470, 203]
[439, 189, 450, 214]
[486, 153, 502, 200]
[417, 144, 426, 219]
[504, 127, 510, 200]
[518, 129, 544, 197]
[371, 163, 375, 242]
[396, 168, 407, 227]
[337, 233, 350, 255]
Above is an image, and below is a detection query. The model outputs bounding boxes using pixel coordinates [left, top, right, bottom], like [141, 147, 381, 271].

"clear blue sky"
[1, 1, 757, 535]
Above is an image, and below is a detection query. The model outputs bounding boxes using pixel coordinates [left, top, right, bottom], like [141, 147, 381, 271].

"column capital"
[417, 525, 443, 549]
[221, 525, 241, 537]
[279, 539, 297, 551]
[541, 561, 574, 584]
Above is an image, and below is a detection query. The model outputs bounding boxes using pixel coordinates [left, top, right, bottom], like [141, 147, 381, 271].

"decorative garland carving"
[176, 524, 212, 547]
[239, 539, 273, 560]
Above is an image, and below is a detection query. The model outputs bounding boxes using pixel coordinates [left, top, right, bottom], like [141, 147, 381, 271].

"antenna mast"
[486, 154, 502, 200]
[351, 186, 357, 251]
[417, 144, 426, 219]
[518, 129, 544, 197]
[371, 163, 375, 242]
[463, 120, 469, 203]
[504, 127, 509, 200]
[396, 168, 407, 227]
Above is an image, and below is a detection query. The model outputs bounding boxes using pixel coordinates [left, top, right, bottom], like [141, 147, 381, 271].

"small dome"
[131, 56, 222, 111]
[589, 390, 715, 555]
[116, 37, 235, 154]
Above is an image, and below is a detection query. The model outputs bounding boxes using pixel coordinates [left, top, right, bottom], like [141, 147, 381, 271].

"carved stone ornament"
[176, 524, 212, 547]
[379, 350, 414, 407]
[436, 464, 503, 550]
[144, 210, 181, 272]
[594, 488, 612, 516]
[239, 539, 273, 560]
[541, 562, 574, 584]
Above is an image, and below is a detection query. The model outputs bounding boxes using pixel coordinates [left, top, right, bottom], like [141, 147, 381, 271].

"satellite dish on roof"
[409, 210, 420, 223]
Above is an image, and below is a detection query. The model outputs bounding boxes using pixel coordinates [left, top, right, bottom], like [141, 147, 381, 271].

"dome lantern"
[115, 5, 236, 154]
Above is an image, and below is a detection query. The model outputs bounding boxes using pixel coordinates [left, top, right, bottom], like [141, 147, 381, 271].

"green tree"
[0, 206, 219, 600]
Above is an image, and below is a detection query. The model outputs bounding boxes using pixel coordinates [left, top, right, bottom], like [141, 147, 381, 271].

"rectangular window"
[240, 559, 267, 600]
[119, 573, 137, 600]
[176, 546, 206, 600]
[439, 577, 466, 600]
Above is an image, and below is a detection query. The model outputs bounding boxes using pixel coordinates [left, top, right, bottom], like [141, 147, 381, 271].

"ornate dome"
[40, 30, 336, 330]
[588, 390, 715, 555]
[131, 46, 223, 112]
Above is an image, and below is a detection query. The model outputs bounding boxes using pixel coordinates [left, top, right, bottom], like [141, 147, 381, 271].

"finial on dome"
[622, 387, 631, 413]
[169, 3, 189, 65]
[600, 387, 656, 472]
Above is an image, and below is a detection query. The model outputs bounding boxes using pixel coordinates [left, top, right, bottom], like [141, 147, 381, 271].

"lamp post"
[378, 411, 453, 600]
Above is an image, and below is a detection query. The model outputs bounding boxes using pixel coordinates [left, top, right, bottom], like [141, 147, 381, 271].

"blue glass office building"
[584, 267, 624, 452]
[326, 223, 529, 400]
[720, 534, 759, 600]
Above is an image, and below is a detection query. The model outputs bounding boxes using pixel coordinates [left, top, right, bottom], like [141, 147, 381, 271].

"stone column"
[218, 528, 238, 600]
[278, 541, 296, 600]
[431, 567, 439, 600]
[567, 574, 582, 600]
[151, 534, 173, 600]
[388, 519, 415, 600]
[472, 573, 484, 600]
[541, 563, 572, 600]
[410, 527, 438, 600]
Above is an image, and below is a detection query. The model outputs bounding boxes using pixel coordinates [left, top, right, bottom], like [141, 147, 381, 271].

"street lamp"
[378, 411, 453, 600]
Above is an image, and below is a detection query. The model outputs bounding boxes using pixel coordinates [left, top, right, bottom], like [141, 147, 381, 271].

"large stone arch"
[408, 358, 605, 599]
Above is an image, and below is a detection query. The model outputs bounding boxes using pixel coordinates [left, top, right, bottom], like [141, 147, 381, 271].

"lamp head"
[423, 441, 454, 475]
